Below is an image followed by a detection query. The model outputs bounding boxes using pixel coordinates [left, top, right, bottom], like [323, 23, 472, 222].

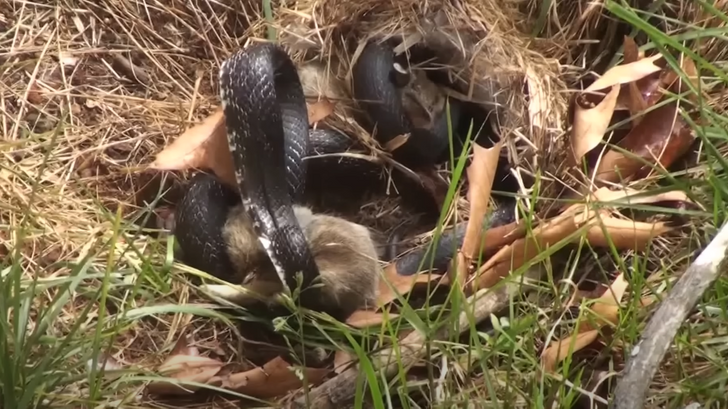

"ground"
[1, 0, 728, 408]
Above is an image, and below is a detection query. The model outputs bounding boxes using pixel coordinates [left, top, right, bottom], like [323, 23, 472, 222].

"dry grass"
[0, 1, 262, 407]
[2, 0, 728, 408]
[268, 0, 570, 201]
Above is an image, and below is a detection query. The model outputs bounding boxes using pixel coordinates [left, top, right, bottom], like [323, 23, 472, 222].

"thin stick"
[288, 286, 511, 408]
[611, 222, 728, 409]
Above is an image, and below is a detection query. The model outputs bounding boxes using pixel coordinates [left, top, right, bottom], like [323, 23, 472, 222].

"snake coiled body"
[173, 42, 514, 315]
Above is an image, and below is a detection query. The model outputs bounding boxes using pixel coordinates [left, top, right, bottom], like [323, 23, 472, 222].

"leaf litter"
[569, 36, 702, 186]
[146, 334, 330, 399]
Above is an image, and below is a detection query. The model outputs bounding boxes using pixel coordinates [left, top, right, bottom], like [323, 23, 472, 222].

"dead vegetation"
[1, 0, 727, 408]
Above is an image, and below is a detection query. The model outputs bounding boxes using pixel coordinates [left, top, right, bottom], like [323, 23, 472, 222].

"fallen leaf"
[471, 197, 678, 290]
[384, 133, 411, 152]
[150, 101, 337, 187]
[346, 309, 398, 328]
[540, 274, 629, 373]
[571, 85, 620, 164]
[333, 350, 356, 374]
[589, 186, 691, 206]
[377, 264, 442, 307]
[622, 36, 642, 64]
[150, 109, 237, 187]
[593, 101, 695, 184]
[470, 204, 587, 291]
[585, 214, 672, 250]
[479, 220, 528, 252]
[587, 54, 664, 93]
[541, 330, 600, 374]
[617, 36, 659, 118]
[457, 140, 503, 285]
[209, 356, 329, 399]
[146, 336, 225, 396]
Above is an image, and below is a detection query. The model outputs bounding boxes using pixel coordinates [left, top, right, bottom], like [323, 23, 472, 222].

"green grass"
[2, 0, 728, 408]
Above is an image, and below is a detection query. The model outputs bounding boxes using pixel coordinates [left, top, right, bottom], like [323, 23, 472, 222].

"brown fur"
[221, 204, 381, 317]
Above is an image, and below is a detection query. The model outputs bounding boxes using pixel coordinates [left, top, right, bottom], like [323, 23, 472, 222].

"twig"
[288, 285, 511, 409]
[611, 222, 728, 409]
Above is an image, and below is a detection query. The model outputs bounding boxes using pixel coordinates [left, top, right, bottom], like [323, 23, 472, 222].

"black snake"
[172, 41, 514, 303]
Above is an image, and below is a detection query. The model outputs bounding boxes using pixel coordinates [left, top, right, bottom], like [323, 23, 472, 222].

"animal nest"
[251, 0, 569, 193]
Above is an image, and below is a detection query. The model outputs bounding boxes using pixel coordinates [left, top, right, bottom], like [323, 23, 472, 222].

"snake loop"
[218, 44, 323, 303]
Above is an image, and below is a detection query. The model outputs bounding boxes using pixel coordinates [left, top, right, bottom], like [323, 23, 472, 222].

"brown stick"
[288, 285, 511, 408]
[611, 222, 728, 409]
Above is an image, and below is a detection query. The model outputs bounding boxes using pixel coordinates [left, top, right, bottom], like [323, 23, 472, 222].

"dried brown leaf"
[622, 36, 642, 64]
[345, 310, 398, 328]
[589, 186, 691, 206]
[209, 356, 329, 399]
[384, 133, 411, 152]
[333, 351, 355, 374]
[541, 274, 628, 373]
[151, 101, 334, 187]
[479, 220, 528, 252]
[571, 85, 620, 164]
[587, 54, 664, 93]
[541, 330, 600, 374]
[585, 214, 672, 250]
[150, 109, 237, 187]
[471, 205, 587, 290]
[593, 101, 695, 183]
[377, 264, 442, 307]
[146, 337, 225, 396]
[457, 140, 503, 284]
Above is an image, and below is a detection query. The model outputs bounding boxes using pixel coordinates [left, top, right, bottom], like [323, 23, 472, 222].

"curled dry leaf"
[150, 101, 336, 187]
[471, 196, 679, 290]
[595, 54, 699, 184]
[617, 36, 663, 116]
[586, 215, 672, 250]
[540, 274, 629, 373]
[146, 336, 225, 396]
[622, 36, 643, 64]
[587, 54, 664, 94]
[480, 220, 528, 252]
[208, 356, 329, 399]
[377, 264, 442, 307]
[150, 109, 237, 187]
[593, 101, 695, 184]
[470, 204, 586, 290]
[346, 309, 398, 328]
[334, 350, 356, 374]
[571, 85, 620, 164]
[456, 140, 503, 285]
[334, 351, 356, 374]
[589, 186, 691, 206]
[571, 53, 666, 165]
